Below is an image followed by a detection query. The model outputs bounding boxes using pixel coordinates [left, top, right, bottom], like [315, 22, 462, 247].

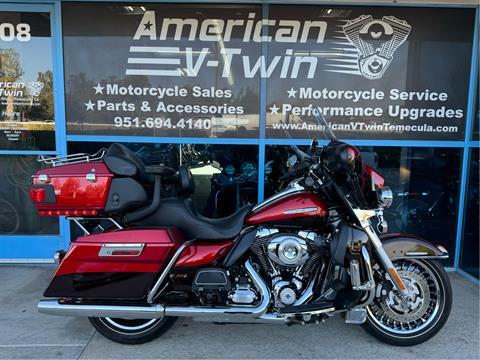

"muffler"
[37, 301, 165, 319]
[38, 260, 271, 321]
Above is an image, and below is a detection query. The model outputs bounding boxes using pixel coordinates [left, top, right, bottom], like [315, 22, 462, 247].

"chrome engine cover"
[229, 285, 257, 304]
[267, 234, 309, 267]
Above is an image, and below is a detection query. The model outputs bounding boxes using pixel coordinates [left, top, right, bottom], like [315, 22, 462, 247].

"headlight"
[377, 186, 393, 208]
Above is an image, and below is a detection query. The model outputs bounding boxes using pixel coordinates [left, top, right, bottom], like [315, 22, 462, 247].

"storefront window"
[0, 11, 55, 150]
[265, 145, 461, 265]
[0, 155, 58, 234]
[265, 6, 474, 141]
[68, 142, 258, 221]
[62, 3, 261, 139]
[460, 149, 479, 278]
[358, 147, 460, 265]
[187, 144, 258, 218]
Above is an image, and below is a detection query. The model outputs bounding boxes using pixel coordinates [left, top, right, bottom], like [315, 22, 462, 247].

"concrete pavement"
[0, 266, 478, 359]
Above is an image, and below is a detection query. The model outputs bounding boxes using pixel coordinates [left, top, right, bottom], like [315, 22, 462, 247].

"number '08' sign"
[0, 23, 31, 42]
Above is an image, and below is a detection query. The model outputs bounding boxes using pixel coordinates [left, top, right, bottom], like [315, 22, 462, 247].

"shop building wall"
[0, 1, 478, 281]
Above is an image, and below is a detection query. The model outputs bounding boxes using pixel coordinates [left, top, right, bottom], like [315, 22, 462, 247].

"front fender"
[381, 233, 449, 260]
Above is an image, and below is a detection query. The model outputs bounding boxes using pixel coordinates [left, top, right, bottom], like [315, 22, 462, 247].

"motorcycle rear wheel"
[363, 259, 452, 346]
[89, 316, 176, 344]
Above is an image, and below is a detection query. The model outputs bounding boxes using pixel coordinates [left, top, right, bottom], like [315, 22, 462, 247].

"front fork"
[353, 209, 409, 297]
[363, 224, 409, 296]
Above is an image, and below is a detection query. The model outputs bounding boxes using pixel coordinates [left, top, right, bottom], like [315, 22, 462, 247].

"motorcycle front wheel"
[89, 316, 177, 344]
[363, 259, 452, 346]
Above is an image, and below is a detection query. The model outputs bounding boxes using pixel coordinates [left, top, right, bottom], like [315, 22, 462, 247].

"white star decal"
[93, 83, 104, 94]
[287, 87, 297, 98]
[85, 100, 95, 111]
[269, 104, 279, 114]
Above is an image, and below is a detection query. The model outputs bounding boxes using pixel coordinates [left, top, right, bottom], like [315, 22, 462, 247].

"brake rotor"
[379, 269, 431, 323]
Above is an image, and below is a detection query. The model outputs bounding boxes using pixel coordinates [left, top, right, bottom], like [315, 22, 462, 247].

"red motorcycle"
[29, 134, 451, 346]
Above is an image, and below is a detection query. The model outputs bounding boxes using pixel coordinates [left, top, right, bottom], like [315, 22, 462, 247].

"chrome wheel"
[366, 259, 445, 337]
[101, 318, 160, 333]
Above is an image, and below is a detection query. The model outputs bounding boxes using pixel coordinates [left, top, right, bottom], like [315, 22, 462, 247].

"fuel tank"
[246, 191, 328, 227]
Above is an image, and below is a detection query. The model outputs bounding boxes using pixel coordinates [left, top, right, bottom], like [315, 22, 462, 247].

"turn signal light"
[370, 169, 385, 189]
[29, 188, 46, 202]
[364, 165, 385, 190]
[38, 209, 98, 216]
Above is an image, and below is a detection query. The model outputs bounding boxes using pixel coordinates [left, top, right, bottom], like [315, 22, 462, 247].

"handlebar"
[279, 161, 311, 182]
[290, 145, 311, 161]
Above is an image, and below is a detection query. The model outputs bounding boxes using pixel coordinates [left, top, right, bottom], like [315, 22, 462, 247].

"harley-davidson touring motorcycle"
[28, 118, 451, 346]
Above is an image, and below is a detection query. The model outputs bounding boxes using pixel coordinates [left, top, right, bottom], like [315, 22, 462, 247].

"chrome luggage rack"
[37, 148, 107, 167]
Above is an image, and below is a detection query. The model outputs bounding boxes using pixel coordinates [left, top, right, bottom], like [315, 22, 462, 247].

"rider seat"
[133, 162, 251, 239]
[136, 198, 252, 240]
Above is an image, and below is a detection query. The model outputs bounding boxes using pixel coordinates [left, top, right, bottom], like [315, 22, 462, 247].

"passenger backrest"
[104, 143, 152, 183]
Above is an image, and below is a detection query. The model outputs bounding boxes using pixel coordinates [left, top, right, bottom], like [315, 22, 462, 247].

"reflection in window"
[0, 12, 55, 151]
[0, 155, 58, 234]
[69, 142, 178, 167]
[264, 145, 310, 198]
[68, 142, 258, 220]
[360, 147, 460, 266]
[185, 145, 258, 218]
[460, 149, 479, 278]
[265, 145, 461, 265]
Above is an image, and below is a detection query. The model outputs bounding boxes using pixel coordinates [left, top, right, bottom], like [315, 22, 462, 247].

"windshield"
[312, 108, 337, 142]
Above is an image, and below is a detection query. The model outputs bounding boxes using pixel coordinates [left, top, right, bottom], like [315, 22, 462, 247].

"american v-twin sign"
[127, 11, 411, 80]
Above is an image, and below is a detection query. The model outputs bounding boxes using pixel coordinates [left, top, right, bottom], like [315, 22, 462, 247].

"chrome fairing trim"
[390, 254, 450, 260]
[252, 183, 305, 212]
[98, 243, 145, 257]
[381, 235, 449, 260]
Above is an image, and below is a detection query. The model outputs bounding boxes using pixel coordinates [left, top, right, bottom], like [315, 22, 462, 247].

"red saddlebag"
[44, 228, 184, 300]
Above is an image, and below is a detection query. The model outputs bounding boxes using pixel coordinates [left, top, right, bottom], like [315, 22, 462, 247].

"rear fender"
[381, 233, 449, 260]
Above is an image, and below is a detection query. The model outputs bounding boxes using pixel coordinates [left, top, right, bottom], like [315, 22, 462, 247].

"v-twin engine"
[248, 229, 329, 308]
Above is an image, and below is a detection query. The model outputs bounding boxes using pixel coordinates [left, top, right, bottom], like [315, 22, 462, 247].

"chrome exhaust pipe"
[37, 301, 165, 319]
[38, 260, 271, 320]
[192, 313, 285, 324]
[164, 260, 270, 318]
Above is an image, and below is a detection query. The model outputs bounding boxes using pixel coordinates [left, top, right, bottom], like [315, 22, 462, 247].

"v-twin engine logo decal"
[327, 15, 411, 80]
